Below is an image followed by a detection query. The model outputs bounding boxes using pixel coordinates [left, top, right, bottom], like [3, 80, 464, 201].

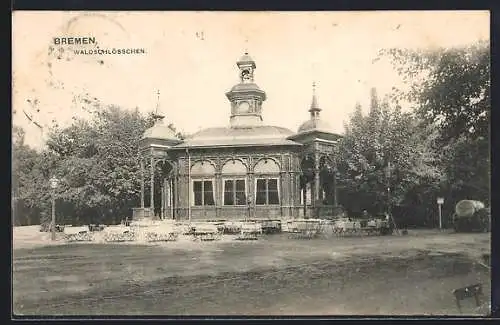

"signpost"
[437, 197, 444, 230]
[49, 176, 60, 241]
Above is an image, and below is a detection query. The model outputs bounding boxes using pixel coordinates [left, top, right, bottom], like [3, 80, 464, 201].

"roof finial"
[309, 81, 321, 115]
[153, 89, 165, 122]
[244, 38, 249, 54]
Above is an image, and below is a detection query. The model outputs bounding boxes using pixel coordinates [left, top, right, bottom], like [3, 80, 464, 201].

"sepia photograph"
[12, 10, 491, 317]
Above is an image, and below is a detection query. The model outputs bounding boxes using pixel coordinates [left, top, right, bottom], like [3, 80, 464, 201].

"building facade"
[135, 53, 343, 221]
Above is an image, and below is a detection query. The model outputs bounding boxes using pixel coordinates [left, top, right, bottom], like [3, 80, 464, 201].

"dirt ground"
[12, 226, 491, 316]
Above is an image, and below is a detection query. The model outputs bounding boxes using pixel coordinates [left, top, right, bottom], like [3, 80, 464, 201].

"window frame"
[191, 178, 215, 207]
[254, 176, 280, 206]
[222, 177, 247, 206]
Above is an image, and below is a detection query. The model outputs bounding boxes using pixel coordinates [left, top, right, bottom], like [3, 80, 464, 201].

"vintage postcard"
[12, 11, 491, 317]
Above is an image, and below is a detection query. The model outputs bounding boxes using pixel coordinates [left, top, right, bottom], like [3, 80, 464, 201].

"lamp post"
[386, 161, 392, 217]
[437, 197, 444, 230]
[49, 176, 59, 241]
[186, 147, 191, 224]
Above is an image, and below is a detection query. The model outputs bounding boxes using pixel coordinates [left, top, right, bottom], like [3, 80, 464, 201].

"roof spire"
[309, 81, 321, 117]
[152, 89, 165, 122]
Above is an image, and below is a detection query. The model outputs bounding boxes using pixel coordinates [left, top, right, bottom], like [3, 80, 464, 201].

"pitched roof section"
[171, 125, 302, 149]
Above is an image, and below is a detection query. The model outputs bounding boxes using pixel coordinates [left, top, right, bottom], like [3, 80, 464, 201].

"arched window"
[254, 159, 280, 205]
[191, 161, 215, 206]
[221, 159, 247, 206]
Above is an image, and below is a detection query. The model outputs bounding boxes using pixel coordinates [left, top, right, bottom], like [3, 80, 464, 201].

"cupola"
[140, 91, 182, 149]
[297, 82, 334, 134]
[225, 52, 267, 128]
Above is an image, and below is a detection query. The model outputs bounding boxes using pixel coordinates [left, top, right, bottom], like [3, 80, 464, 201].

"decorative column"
[246, 170, 254, 220]
[169, 178, 174, 219]
[296, 172, 302, 218]
[215, 171, 222, 218]
[150, 156, 155, 217]
[333, 167, 338, 207]
[140, 158, 145, 209]
[314, 152, 320, 202]
[173, 172, 178, 220]
[163, 177, 170, 219]
[161, 178, 165, 219]
[289, 170, 294, 217]
[303, 182, 308, 218]
[279, 170, 287, 218]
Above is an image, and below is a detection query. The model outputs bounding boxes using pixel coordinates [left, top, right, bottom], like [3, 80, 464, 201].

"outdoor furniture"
[64, 226, 93, 242]
[103, 226, 136, 242]
[287, 219, 323, 239]
[222, 222, 241, 235]
[261, 220, 282, 234]
[453, 283, 483, 314]
[40, 223, 65, 233]
[145, 226, 179, 242]
[331, 218, 362, 236]
[89, 224, 105, 232]
[192, 224, 221, 241]
[145, 231, 179, 242]
[235, 222, 262, 240]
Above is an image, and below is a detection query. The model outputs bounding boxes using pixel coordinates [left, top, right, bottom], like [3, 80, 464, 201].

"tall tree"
[381, 40, 489, 143]
[44, 106, 157, 224]
[337, 92, 443, 223]
[12, 126, 55, 225]
[13, 102, 183, 226]
[381, 41, 490, 207]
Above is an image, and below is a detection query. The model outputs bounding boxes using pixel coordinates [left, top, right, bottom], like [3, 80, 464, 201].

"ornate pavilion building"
[135, 53, 343, 221]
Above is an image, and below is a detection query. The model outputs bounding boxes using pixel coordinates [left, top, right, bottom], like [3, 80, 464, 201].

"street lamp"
[49, 176, 59, 241]
[386, 161, 392, 217]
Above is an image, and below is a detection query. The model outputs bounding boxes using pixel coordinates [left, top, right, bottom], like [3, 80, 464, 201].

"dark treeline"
[13, 107, 167, 226]
[335, 41, 489, 227]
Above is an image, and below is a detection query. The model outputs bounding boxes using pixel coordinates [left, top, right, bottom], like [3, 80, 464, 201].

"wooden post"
[438, 203, 442, 229]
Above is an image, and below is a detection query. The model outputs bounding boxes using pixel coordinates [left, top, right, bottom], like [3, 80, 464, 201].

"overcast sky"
[12, 11, 489, 149]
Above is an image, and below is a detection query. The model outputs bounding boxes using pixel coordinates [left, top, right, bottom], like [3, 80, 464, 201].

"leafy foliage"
[337, 89, 443, 219]
[381, 41, 490, 215]
[12, 102, 182, 226]
[381, 40, 489, 143]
